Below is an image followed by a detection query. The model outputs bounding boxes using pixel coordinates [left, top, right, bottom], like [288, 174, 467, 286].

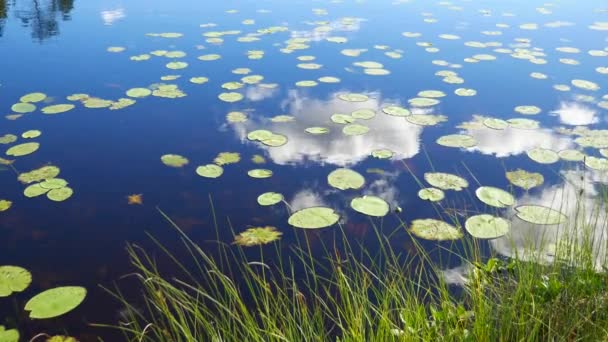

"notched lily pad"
[514, 205, 567, 225]
[288, 207, 340, 229]
[465, 214, 510, 239]
[161, 154, 189, 168]
[25, 286, 87, 319]
[436, 134, 477, 148]
[418, 188, 445, 202]
[505, 169, 544, 190]
[196, 164, 224, 178]
[424, 172, 468, 191]
[0, 266, 32, 297]
[527, 148, 559, 164]
[257, 192, 283, 206]
[327, 168, 365, 190]
[350, 196, 390, 217]
[475, 186, 515, 208]
[409, 219, 463, 241]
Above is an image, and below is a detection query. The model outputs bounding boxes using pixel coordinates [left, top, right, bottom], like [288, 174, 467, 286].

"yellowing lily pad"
[166, 62, 188, 70]
[483, 118, 508, 130]
[161, 154, 189, 167]
[409, 219, 463, 241]
[190, 77, 209, 84]
[24, 184, 50, 198]
[196, 164, 224, 178]
[288, 207, 340, 229]
[218, 92, 244, 103]
[295, 80, 318, 87]
[0, 134, 17, 144]
[351, 109, 376, 120]
[527, 147, 559, 164]
[20, 93, 47, 103]
[436, 134, 477, 148]
[343, 123, 370, 136]
[327, 168, 365, 190]
[6, 142, 39, 157]
[382, 105, 411, 117]
[351, 196, 390, 217]
[424, 172, 468, 191]
[515, 105, 541, 115]
[126, 88, 152, 98]
[22, 130, 41, 139]
[233, 226, 282, 247]
[305, 127, 330, 134]
[465, 214, 510, 239]
[585, 156, 608, 170]
[475, 186, 515, 208]
[0, 266, 32, 297]
[47, 187, 74, 202]
[257, 192, 283, 206]
[371, 149, 394, 159]
[25, 286, 87, 319]
[18, 166, 60, 184]
[558, 149, 585, 161]
[454, 88, 477, 96]
[515, 205, 567, 225]
[505, 169, 544, 190]
[318, 76, 340, 83]
[214, 152, 240, 165]
[248, 169, 273, 178]
[11, 103, 36, 114]
[0, 200, 12, 212]
[418, 188, 445, 202]
[226, 111, 248, 123]
[507, 118, 539, 130]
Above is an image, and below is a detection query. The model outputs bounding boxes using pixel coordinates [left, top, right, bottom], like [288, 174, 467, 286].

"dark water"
[1, 0, 607, 339]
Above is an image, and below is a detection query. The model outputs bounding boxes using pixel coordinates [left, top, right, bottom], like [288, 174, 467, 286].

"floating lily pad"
[247, 130, 273, 141]
[382, 105, 411, 117]
[327, 168, 365, 190]
[364, 68, 391, 76]
[338, 93, 369, 102]
[436, 134, 477, 148]
[41, 104, 75, 115]
[515, 105, 541, 115]
[25, 286, 87, 319]
[18, 166, 60, 184]
[295, 80, 318, 87]
[218, 92, 244, 103]
[190, 77, 209, 84]
[409, 219, 463, 241]
[214, 152, 240, 165]
[248, 169, 273, 178]
[507, 118, 539, 130]
[330, 114, 356, 124]
[47, 187, 73, 202]
[22, 130, 41, 139]
[505, 169, 544, 190]
[260, 133, 288, 147]
[454, 88, 477, 96]
[226, 111, 248, 123]
[40, 178, 68, 189]
[257, 192, 283, 206]
[126, 88, 152, 98]
[83, 98, 113, 108]
[0, 200, 11, 212]
[465, 214, 510, 239]
[0, 266, 31, 297]
[198, 54, 221, 61]
[527, 148, 559, 164]
[418, 188, 445, 202]
[424, 172, 468, 191]
[233, 226, 282, 247]
[24, 184, 50, 198]
[242, 75, 264, 84]
[515, 205, 567, 225]
[558, 149, 585, 161]
[11, 103, 36, 114]
[351, 109, 376, 120]
[475, 186, 515, 208]
[6, 142, 39, 157]
[161, 154, 189, 167]
[418, 90, 446, 98]
[305, 127, 330, 135]
[343, 124, 370, 136]
[20, 93, 47, 103]
[408, 97, 439, 107]
[196, 164, 224, 178]
[318, 76, 340, 83]
[585, 156, 608, 170]
[351, 196, 389, 217]
[288, 207, 340, 229]
[0, 326, 19, 342]
[572, 79, 600, 91]
[271, 115, 295, 123]
[110, 98, 136, 110]
[483, 118, 508, 130]
[166, 62, 188, 70]
[222, 82, 244, 90]
[0, 134, 17, 144]
[371, 149, 394, 159]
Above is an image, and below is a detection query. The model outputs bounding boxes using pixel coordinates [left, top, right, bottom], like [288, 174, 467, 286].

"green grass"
[98, 181, 608, 341]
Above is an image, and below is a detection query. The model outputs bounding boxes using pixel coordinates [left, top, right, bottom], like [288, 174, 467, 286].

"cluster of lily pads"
[19, 165, 74, 202]
[0, 265, 86, 341]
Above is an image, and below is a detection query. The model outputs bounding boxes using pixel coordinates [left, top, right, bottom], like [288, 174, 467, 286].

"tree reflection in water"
[0, 0, 75, 40]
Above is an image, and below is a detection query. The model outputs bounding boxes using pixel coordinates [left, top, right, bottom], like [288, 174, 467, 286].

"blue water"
[1, 0, 607, 339]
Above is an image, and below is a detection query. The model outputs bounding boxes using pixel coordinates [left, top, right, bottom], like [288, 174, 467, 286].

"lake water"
[1, 0, 607, 340]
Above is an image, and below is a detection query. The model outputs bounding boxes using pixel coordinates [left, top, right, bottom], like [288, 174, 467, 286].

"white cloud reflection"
[551, 101, 598, 126]
[466, 126, 572, 158]
[101, 8, 126, 26]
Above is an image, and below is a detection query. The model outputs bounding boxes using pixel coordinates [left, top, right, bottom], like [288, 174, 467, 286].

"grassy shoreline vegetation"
[99, 170, 608, 342]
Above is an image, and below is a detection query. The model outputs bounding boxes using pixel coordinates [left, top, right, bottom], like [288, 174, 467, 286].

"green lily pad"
[305, 127, 330, 135]
[483, 118, 508, 130]
[24, 184, 50, 198]
[571, 79, 600, 91]
[297, 63, 322, 70]
[507, 118, 539, 130]
[288, 207, 340, 229]
[327, 168, 365, 190]
[126, 88, 152, 98]
[371, 149, 394, 159]
[351, 109, 376, 120]
[11, 103, 36, 114]
[218, 92, 244, 103]
[190, 77, 209, 84]
[271, 115, 295, 123]
[41, 104, 75, 115]
[558, 149, 585, 161]
[257, 192, 283, 206]
[0, 326, 19, 342]
[295, 80, 318, 87]
[47, 187, 73, 202]
[343, 124, 370, 136]
[418, 188, 445, 202]
[515, 205, 568, 225]
[198, 54, 221, 61]
[20, 92, 47, 103]
[382, 105, 411, 117]
[214, 152, 241, 165]
[465, 214, 510, 239]
[418, 90, 446, 98]
[408, 97, 439, 107]
[66, 94, 89, 101]
[222, 82, 244, 90]
[226, 111, 248, 123]
[22, 130, 41, 139]
[260, 134, 288, 147]
[0, 266, 32, 297]
[247, 130, 274, 141]
[338, 93, 369, 102]
[505, 169, 544, 190]
[454, 88, 477, 96]
[424, 172, 468, 191]
[0, 200, 11, 212]
[351, 196, 390, 217]
[166, 62, 188, 70]
[364, 68, 391, 76]
[0, 134, 17, 144]
[6, 142, 39, 157]
[318, 76, 341, 83]
[25, 286, 87, 319]
[436, 134, 477, 148]
[248, 169, 273, 178]
[409, 219, 463, 241]
[161, 154, 189, 168]
[515, 105, 541, 115]
[242, 75, 264, 84]
[40, 178, 68, 189]
[18, 165, 60, 184]
[527, 148, 559, 164]
[234, 226, 282, 247]
[331, 114, 356, 124]
[585, 156, 608, 170]
[475, 186, 515, 208]
[196, 164, 224, 178]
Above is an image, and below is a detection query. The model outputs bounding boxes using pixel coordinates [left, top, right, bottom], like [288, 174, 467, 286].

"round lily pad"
[261, 134, 288, 147]
[338, 93, 369, 102]
[288, 207, 340, 229]
[24, 184, 50, 198]
[47, 187, 73, 202]
[505, 169, 544, 190]
[507, 118, 539, 130]
[22, 130, 41, 139]
[558, 149, 585, 161]
[418, 90, 446, 98]
[585, 156, 608, 170]
[20, 93, 46, 103]
[327, 168, 365, 190]
[190, 77, 209, 84]
[418, 188, 445, 202]
[514, 205, 567, 225]
[331, 114, 356, 124]
[351, 109, 376, 120]
[515, 105, 541, 115]
[248, 169, 273, 178]
[0, 200, 11, 212]
[6, 142, 39, 157]
[305, 127, 330, 135]
[166, 62, 188, 70]
[214, 152, 240, 165]
[424, 172, 468, 191]
[454, 88, 477, 96]
[0, 325, 19, 342]
[409, 219, 463, 241]
[247, 130, 273, 141]
[126, 88, 152, 98]
[161, 154, 189, 167]
[41, 104, 75, 115]
[257, 192, 283, 206]
[436, 134, 477, 148]
[408, 98, 439, 107]
[465, 214, 510, 239]
[0, 266, 32, 297]
[40, 178, 68, 189]
[475, 186, 515, 208]
[483, 118, 508, 130]
[196, 164, 224, 178]
[11, 103, 36, 114]
[351, 196, 389, 217]
[382, 106, 410, 117]
[343, 124, 370, 136]
[318, 76, 340, 83]
[218, 92, 244, 103]
[295, 80, 318, 87]
[371, 149, 394, 159]
[25, 286, 87, 319]
[527, 148, 559, 164]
